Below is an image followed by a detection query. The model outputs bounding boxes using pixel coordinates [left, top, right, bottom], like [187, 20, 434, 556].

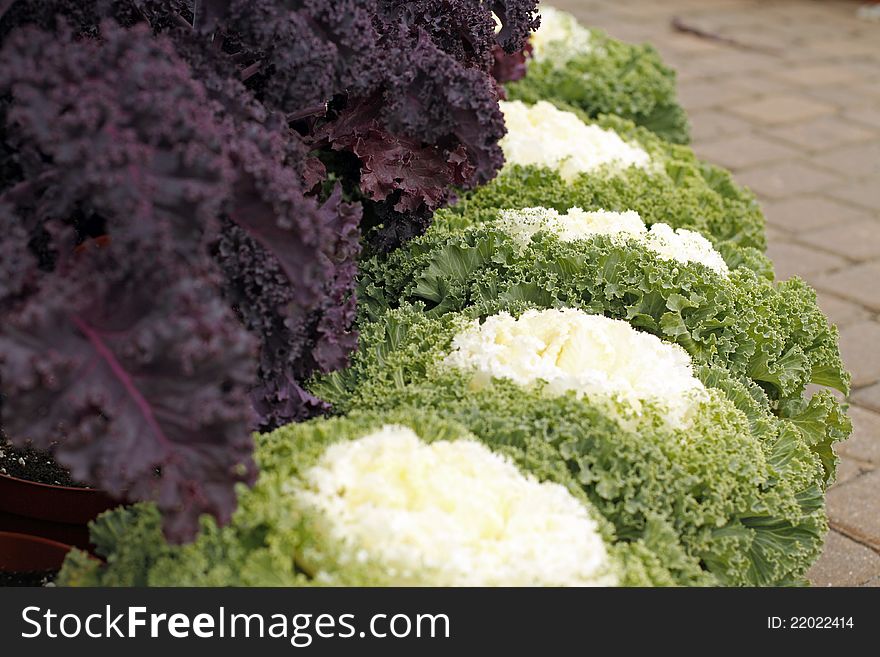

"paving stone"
[650, 33, 725, 56]
[762, 197, 871, 233]
[807, 531, 880, 587]
[765, 242, 846, 281]
[775, 46, 842, 65]
[811, 141, 880, 178]
[769, 63, 866, 87]
[781, 11, 867, 33]
[714, 73, 796, 99]
[594, 24, 659, 45]
[677, 51, 778, 79]
[841, 63, 880, 84]
[815, 262, 880, 311]
[680, 5, 765, 27]
[826, 470, 880, 551]
[677, 12, 771, 35]
[805, 39, 880, 59]
[849, 82, 880, 104]
[736, 161, 841, 199]
[673, 66, 713, 84]
[692, 133, 799, 170]
[552, 0, 602, 10]
[563, 8, 620, 27]
[801, 84, 880, 110]
[764, 225, 787, 244]
[676, 79, 758, 112]
[610, 2, 684, 20]
[814, 291, 870, 328]
[740, 22, 832, 46]
[837, 321, 880, 387]
[838, 406, 880, 465]
[827, 181, 880, 212]
[843, 106, 880, 131]
[798, 221, 880, 262]
[673, 0, 748, 9]
[852, 383, 880, 414]
[727, 94, 836, 125]
[833, 456, 873, 488]
[765, 117, 878, 153]
[687, 110, 753, 142]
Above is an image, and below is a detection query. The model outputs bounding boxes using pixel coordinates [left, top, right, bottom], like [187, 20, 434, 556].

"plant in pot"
[0, 437, 118, 549]
[0, 0, 539, 553]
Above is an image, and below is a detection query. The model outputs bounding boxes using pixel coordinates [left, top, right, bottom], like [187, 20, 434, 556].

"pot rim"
[0, 530, 76, 573]
[0, 530, 76, 551]
[0, 470, 102, 494]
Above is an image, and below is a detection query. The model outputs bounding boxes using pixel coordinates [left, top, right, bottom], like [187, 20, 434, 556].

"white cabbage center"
[530, 6, 594, 63]
[297, 425, 615, 586]
[499, 206, 730, 276]
[444, 308, 707, 428]
[500, 100, 650, 181]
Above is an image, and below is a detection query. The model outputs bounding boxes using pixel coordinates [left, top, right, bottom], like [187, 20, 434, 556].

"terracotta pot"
[0, 531, 74, 572]
[0, 471, 117, 523]
[0, 472, 118, 550]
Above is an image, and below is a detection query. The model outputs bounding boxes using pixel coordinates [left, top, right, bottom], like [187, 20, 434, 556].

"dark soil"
[0, 569, 58, 587]
[0, 437, 88, 488]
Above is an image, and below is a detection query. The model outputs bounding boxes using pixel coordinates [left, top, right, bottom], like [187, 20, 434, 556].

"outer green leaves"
[508, 26, 690, 144]
[58, 409, 678, 587]
[359, 222, 848, 408]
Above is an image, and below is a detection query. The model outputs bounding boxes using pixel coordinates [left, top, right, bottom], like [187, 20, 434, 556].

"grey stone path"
[553, 0, 880, 586]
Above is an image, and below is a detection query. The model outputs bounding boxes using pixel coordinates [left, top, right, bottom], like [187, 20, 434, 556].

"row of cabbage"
[61, 7, 850, 588]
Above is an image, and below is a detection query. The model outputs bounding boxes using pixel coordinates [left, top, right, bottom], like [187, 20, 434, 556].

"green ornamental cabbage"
[58, 410, 678, 587]
[444, 101, 766, 253]
[311, 305, 843, 586]
[507, 6, 690, 144]
[359, 211, 849, 455]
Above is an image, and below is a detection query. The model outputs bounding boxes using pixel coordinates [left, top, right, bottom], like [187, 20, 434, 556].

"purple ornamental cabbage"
[0, 0, 538, 540]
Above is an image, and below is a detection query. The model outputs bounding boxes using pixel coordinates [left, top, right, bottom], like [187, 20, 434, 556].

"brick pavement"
[552, 0, 880, 586]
